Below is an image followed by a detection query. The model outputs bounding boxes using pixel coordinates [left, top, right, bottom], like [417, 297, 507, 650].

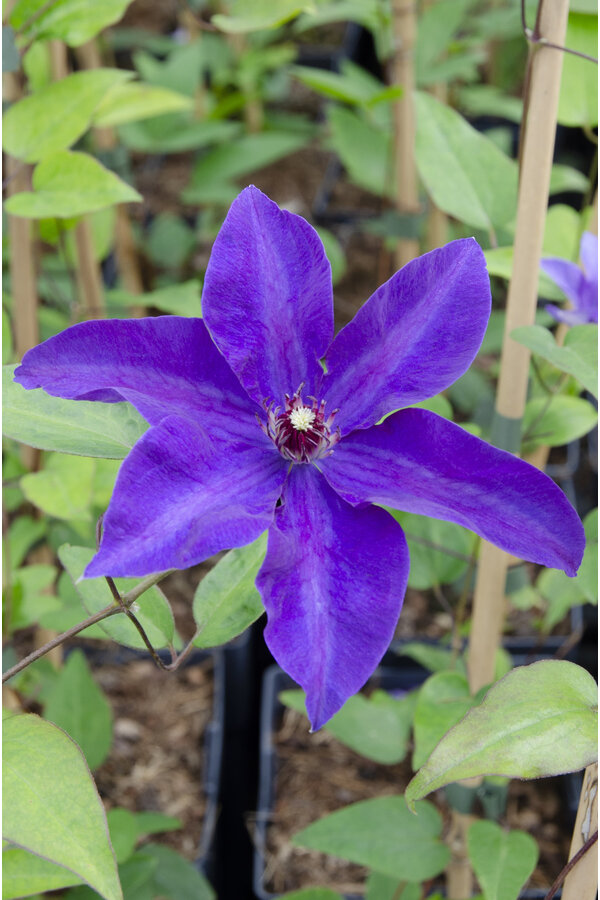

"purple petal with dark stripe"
[257, 465, 409, 730]
[86, 415, 287, 577]
[319, 408, 584, 576]
[202, 185, 333, 406]
[321, 238, 491, 434]
[14, 316, 263, 445]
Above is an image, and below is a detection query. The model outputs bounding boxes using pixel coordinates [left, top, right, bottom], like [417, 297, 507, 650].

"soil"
[261, 704, 573, 897]
[93, 653, 215, 862]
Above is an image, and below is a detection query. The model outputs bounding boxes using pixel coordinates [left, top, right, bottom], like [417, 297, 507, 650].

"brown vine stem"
[545, 830, 598, 900]
[2, 604, 125, 683]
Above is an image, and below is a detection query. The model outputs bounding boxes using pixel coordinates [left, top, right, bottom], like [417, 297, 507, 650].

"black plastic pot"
[253, 663, 579, 900]
[253, 664, 427, 900]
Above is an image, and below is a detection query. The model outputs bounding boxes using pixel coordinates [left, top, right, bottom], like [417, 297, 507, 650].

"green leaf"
[397, 642, 466, 675]
[192, 533, 267, 648]
[366, 873, 421, 900]
[511, 324, 598, 399]
[43, 649, 113, 770]
[414, 91, 518, 230]
[118, 117, 240, 155]
[522, 395, 598, 451]
[10, 0, 137, 46]
[415, 0, 471, 82]
[145, 214, 196, 269]
[2, 847, 84, 898]
[187, 131, 310, 194]
[106, 809, 138, 865]
[577, 508, 598, 605]
[92, 82, 193, 128]
[467, 820, 538, 900]
[2, 26, 20, 73]
[3, 364, 149, 458]
[212, 0, 315, 33]
[4, 151, 141, 219]
[7, 515, 47, 570]
[292, 60, 396, 107]
[549, 163, 589, 196]
[21, 454, 97, 521]
[326, 105, 391, 196]
[410, 393, 453, 419]
[558, 13, 598, 127]
[292, 796, 450, 882]
[103, 808, 183, 867]
[135, 843, 215, 900]
[280, 687, 416, 764]
[314, 226, 346, 285]
[58, 544, 176, 650]
[405, 661, 598, 806]
[10, 564, 61, 631]
[389, 511, 474, 589]
[130, 812, 182, 837]
[2, 714, 122, 900]
[413, 671, 480, 769]
[543, 204, 582, 259]
[457, 84, 523, 123]
[2, 69, 132, 163]
[537, 568, 584, 631]
[106, 280, 202, 317]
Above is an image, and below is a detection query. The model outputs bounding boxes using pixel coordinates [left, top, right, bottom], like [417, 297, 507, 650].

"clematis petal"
[202, 185, 334, 406]
[321, 238, 491, 434]
[544, 304, 590, 327]
[85, 415, 287, 577]
[580, 231, 598, 286]
[257, 465, 409, 730]
[540, 256, 585, 309]
[319, 408, 584, 577]
[14, 316, 263, 444]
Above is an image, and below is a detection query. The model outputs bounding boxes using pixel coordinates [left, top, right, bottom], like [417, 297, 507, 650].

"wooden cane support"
[391, 0, 420, 268]
[562, 763, 598, 900]
[467, 0, 570, 693]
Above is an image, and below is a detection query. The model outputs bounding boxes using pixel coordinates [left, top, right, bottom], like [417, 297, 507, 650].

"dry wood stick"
[74, 39, 146, 308]
[3, 71, 39, 469]
[422, 0, 448, 251]
[562, 763, 598, 900]
[391, 0, 420, 268]
[49, 40, 105, 318]
[468, 0, 570, 694]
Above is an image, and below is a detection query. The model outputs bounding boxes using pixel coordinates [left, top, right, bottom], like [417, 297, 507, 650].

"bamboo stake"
[467, 0, 570, 694]
[562, 763, 598, 900]
[4, 70, 39, 468]
[74, 39, 146, 306]
[391, 0, 420, 268]
[422, 0, 448, 250]
[49, 40, 105, 317]
[74, 217, 105, 318]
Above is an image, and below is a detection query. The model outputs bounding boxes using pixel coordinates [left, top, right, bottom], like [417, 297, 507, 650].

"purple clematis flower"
[15, 186, 584, 729]
[541, 231, 598, 326]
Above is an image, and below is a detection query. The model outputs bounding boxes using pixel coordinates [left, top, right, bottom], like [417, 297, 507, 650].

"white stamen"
[289, 406, 316, 432]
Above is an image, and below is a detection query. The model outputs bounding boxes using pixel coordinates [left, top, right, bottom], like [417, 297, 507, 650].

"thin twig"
[521, 0, 598, 63]
[104, 575, 171, 670]
[2, 604, 125, 683]
[544, 830, 598, 900]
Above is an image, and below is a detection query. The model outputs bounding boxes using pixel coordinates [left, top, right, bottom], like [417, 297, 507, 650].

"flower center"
[289, 407, 316, 431]
[261, 386, 340, 463]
